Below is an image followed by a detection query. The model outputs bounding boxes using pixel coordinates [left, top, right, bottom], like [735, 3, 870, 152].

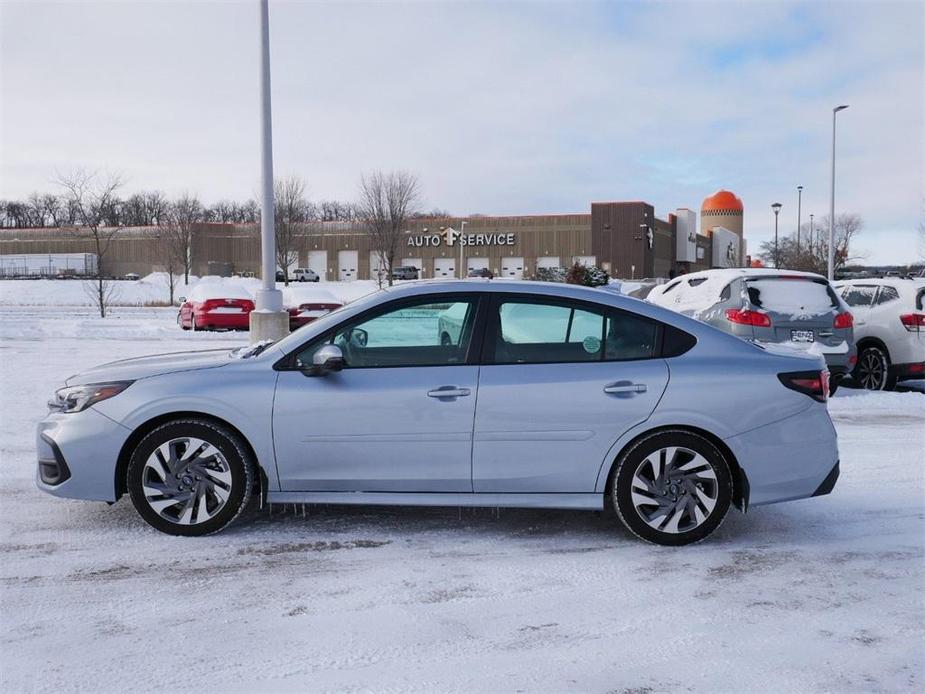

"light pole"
[250, 0, 289, 342]
[771, 202, 782, 268]
[809, 213, 815, 261]
[828, 104, 849, 280]
[796, 185, 803, 255]
[458, 220, 467, 279]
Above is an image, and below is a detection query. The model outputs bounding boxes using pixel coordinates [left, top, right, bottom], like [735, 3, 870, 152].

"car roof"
[668, 267, 828, 283]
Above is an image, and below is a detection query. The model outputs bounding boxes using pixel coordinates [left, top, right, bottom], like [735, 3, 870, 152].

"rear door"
[472, 294, 669, 493]
[840, 283, 879, 338]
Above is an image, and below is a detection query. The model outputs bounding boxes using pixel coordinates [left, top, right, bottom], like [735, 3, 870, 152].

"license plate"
[791, 329, 814, 343]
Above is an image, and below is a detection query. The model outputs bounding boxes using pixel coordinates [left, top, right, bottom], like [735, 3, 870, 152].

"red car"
[287, 301, 342, 329]
[178, 284, 255, 331]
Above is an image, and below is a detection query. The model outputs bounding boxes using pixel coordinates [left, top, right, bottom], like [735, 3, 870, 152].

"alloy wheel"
[629, 446, 719, 534]
[857, 348, 888, 390]
[141, 437, 233, 525]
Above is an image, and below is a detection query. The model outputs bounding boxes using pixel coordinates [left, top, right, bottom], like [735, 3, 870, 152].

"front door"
[473, 295, 669, 492]
[273, 294, 484, 492]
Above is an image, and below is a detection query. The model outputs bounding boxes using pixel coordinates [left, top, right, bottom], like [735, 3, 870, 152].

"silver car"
[648, 269, 856, 391]
[37, 281, 840, 545]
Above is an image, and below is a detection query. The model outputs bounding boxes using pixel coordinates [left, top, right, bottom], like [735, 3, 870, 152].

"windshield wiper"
[230, 340, 275, 359]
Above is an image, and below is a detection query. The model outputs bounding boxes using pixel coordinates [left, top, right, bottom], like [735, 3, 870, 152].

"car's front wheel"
[127, 419, 255, 536]
[612, 431, 732, 546]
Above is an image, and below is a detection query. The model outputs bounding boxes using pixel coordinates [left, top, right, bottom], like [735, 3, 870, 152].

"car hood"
[66, 349, 235, 385]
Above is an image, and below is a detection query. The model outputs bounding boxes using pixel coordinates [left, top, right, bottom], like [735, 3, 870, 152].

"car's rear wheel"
[127, 419, 254, 536]
[611, 431, 732, 546]
[854, 345, 895, 391]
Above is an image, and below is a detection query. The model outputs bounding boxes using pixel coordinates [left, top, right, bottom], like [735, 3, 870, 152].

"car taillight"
[725, 308, 772, 327]
[778, 370, 829, 403]
[900, 313, 925, 332]
[833, 312, 853, 329]
[201, 299, 224, 310]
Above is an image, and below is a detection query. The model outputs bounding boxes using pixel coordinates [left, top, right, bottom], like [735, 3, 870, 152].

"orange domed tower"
[700, 189, 744, 239]
[701, 190, 744, 264]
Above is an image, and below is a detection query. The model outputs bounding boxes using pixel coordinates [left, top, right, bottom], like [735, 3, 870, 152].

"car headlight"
[49, 381, 133, 413]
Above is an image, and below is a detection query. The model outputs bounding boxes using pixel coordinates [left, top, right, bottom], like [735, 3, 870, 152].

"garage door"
[573, 255, 596, 267]
[401, 258, 423, 277]
[338, 250, 358, 282]
[500, 257, 524, 279]
[433, 258, 456, 278]
[467, 257, 489, 274]
[369, 251, 386, 283]
[537, 256, 559, 269]
[308, 250, 327, 280]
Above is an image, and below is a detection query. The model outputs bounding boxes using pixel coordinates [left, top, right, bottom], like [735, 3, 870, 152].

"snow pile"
[747, 278, 835, 318]
[647, 273, 737, 316]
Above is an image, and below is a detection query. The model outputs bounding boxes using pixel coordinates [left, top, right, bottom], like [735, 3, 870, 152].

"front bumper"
[36, 407, 131, 502]
[724, 403, 839, 507]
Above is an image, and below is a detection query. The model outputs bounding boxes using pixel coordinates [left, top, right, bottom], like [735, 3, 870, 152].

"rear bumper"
[196, 311, 251, 330]
[724, 404, 839, 507]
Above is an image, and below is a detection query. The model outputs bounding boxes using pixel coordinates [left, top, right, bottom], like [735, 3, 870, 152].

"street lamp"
[828, 105, 849, 280]
[249, 0, 289, 342]
[796, 185, 803, 255]
[771, 202, 782, 268]
[809, 214, 814, 260]
[458, 220, 467, 279]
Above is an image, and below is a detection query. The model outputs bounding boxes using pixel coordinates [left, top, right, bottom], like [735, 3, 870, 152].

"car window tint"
[918, 288, 924, 311]
[876, 286, 899, 304]
[605, 312, 658, 360]
[495, 300, 656, 364]
[296, 298, 477, 369]
[841, 285, 877, 307]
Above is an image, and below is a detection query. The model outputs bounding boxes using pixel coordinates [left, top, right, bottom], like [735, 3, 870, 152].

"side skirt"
[267, 491, 604, 511]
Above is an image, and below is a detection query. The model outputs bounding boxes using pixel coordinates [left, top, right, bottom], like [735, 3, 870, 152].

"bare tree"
[759, 213, 864, 275]
[165, 194, 203, 285]
[147, 225, 182, 305]
[56, 169, 124, 317]
[274, 176, 311, 286]
[319, 199, 359, 222]
[357, 170, 420, 287]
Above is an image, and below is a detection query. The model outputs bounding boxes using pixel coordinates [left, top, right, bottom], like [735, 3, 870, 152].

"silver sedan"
[37, 281, 840, 545]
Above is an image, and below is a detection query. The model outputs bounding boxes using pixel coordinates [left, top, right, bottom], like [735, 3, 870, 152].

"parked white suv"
[292, 268, 320, 282]
[834, 279, 925, 390]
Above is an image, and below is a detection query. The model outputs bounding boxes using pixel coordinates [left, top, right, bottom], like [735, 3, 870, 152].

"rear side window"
[917, 288, 924, 311]
[493, 299, 657, 364]
[746, 278, 838, 314]
[876, 286, 899, 304]
[841, 285, 878, 307]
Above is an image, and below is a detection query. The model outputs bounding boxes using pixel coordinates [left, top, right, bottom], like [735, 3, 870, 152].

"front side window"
[493, 299, 657, 364]
[295, 297, 478, 369]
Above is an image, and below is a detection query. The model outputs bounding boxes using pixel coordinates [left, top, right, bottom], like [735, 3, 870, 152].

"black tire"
[190, 315, 198, 332]
[828, 379, 839, 396]
[854, 345, 895, 391]
[127, 419, 255, 536]
[440, 332, 452, 346]
[611, 430, 732, 546]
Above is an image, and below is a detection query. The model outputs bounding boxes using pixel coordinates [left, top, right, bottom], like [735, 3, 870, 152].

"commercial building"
[0, 191, 747, 281]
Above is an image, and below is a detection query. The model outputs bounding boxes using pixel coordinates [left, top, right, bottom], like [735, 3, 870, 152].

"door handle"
[427, 386, 471, 398]
[603, 383, 647, 394]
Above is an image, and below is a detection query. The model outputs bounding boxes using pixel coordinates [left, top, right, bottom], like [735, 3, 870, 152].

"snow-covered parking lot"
[1, 293, 923, 693]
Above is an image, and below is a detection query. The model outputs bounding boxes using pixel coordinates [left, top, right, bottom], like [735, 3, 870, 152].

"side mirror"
[308, 344, 345, 376]
[178, 297, 186, 303]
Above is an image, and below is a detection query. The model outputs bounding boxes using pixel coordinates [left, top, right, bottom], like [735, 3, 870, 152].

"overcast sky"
[1, 1, 922, 264]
